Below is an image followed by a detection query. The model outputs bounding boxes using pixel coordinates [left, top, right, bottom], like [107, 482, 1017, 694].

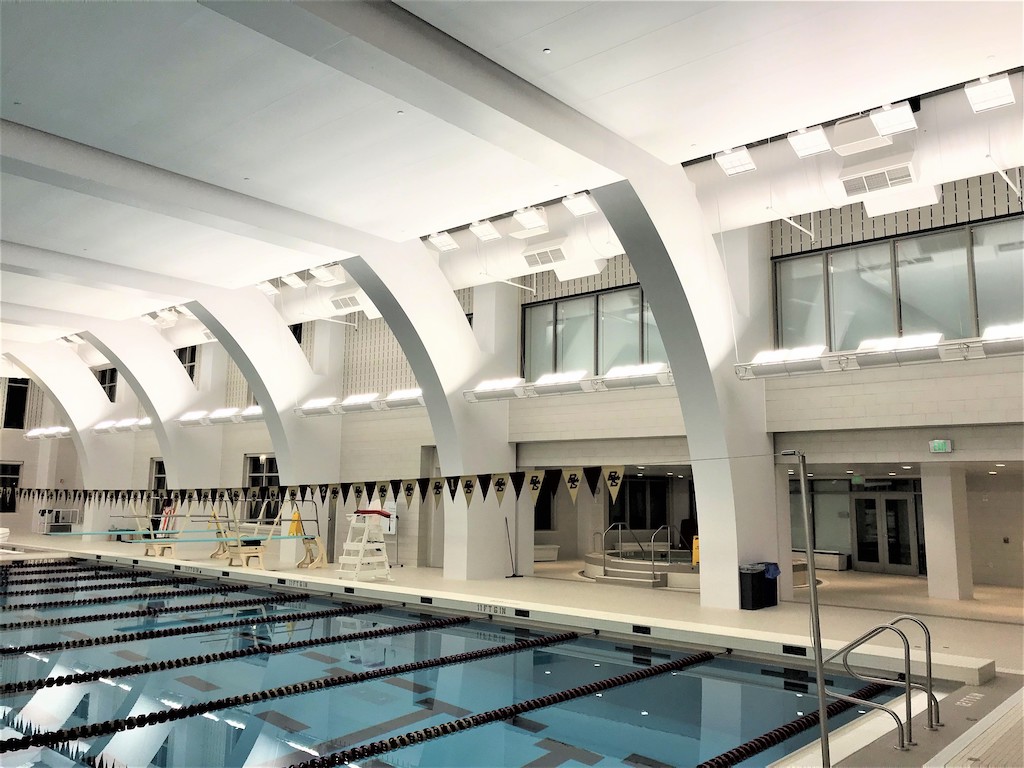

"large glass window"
[523, 285, 669, 379]
[246, 455, 280, 522]
[829, 244, 896, 351]
[0, 463, 20, 514]
[524, 304, 554, 381]
[175, 346, 198, 382]
[556, 296, 596, 375]
[897, 229, 973, 339]
[973, 218, 1024, 331]
[777, 256, 827, 349]
[598, 288, 641, 374]
[608, 477, 668, 530]
[2, 378, 29, 430]
[96, 367, 118, 403]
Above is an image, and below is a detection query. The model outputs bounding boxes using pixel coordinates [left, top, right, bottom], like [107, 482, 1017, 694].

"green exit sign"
[929, 439, 953, 454]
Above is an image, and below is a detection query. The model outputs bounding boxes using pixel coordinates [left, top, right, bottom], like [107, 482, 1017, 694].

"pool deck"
[4, 533, 1022, 768]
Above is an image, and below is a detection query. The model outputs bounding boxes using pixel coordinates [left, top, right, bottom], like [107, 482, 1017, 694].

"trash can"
[740, 562, 778, 610]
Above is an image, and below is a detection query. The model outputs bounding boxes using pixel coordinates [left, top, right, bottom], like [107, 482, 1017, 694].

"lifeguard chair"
[337, 510, 392, 581]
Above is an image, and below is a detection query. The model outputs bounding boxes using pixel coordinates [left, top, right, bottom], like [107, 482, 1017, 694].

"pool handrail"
[601, 522, 646, 577]
[650, 525, 669, 579]
[821, 613, 938, 752]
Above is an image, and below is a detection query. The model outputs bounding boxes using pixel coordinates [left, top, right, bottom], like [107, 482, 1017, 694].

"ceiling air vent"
[522, 239, 567, 269]
[330, 295, 361, 312]
[839, 150, 917, 198]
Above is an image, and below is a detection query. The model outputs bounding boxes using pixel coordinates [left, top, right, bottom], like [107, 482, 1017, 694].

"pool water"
[1, 562, 877, 767]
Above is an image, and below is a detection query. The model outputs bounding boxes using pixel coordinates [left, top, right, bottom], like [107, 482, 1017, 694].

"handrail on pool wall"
[600, 522, 646, 576]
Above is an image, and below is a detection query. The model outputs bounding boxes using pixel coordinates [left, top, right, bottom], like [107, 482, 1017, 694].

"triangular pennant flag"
[526, 471, 544, 507]
[390, 479, 403, 502]
[510, 472, 526, 500]
[417, 478, 430, 502]
[562, 467, 584, 505]
[287, 486, 298, 502]
[319, 484, 329, 506]
[364, 482, 376, 503]
[340, 483, 352, 506]
[329, 484, 341, 503]
[461, 476, 476, 507]
[402, 479, 417, 505]
[430, 477, 445, 509]
[603, 466, 625, 505]
[583, 467, 602, 497]
[477, 474, 491, 501]
[492, 473, 510, 506]
[378, 482, 390, 505]
[446, 476, 460, 501]
[352, 482, 365, 505]
[300, 485, 310, 503]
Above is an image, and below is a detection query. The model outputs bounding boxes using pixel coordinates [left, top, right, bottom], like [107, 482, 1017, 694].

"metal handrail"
[821, 614, 938, 752]
[650, 525, 669, 579]
[600, 523, 646, 576]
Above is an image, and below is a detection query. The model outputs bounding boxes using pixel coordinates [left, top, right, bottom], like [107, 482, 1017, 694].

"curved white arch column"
[592, 175, 777, 610]
[82, 322, 223, 488]
[186, 287, 341, 485]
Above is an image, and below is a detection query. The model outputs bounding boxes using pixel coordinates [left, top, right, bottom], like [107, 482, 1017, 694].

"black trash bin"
[739, 563, 778, 610]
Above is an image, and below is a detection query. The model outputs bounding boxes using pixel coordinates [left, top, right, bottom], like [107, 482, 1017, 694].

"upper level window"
[246, 454, 280, 522]
[2, 378, 29, 430]
[96, 367, 117, 403]
[774, 215, 1023, 351]
[0, 463, 20, 514]
[289, 323, 303, 344]
[523, 285, 666, 380]
[175, 346, 198, 382]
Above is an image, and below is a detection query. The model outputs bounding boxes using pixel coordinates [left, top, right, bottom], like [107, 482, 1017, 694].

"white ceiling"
[1, 1, 1021, 346]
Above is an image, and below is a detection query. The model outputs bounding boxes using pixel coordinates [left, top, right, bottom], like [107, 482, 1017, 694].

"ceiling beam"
[0, 119, 400, 263]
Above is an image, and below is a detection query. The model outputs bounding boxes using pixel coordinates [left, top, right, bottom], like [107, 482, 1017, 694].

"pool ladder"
[822, 614, 942, 753]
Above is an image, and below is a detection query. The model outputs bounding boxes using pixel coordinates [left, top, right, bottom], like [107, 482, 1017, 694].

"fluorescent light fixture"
[427, 231, 459, 252]
[178, 410, 208, 426]
[114, 418, 140, 431]
[139, 313, 160, 326]
[308, 265, 345, 286]
[339, 392, 380, 412]
[869, 102, 917, 136]
[513, 207, 547, 230]
[25, 427, 46, 439]
[965, 73, 1016, 113]
[64, 333, 86, 345]
[383, 388, 424, 408]
[855, 332, 942, 366]
[981, 322, 1024, 356]
[93, 420, 117, 433]
[29, 425, 72, 439]
[174, 305, 196, 320]
[207, 407, 242, 423]
[240, 404, 264, 421]
[464, 377, 528, 402]
[256, 281, 279, 296]
[280, 273, 306, 289]
[562, 193, 598, 217]
[532, 370, 595, 394]
[296, 397, 341, 416]
[600, 362, 672, 388]
[714, 147, 756, 176]
[787, 126, 831, 158]
[469, 220, 501, 242]
[138, 417, 152, 428]
[155, 309, 178, 327]
[747, 345, 828, 376]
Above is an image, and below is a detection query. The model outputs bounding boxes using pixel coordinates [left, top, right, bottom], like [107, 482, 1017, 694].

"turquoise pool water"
[0, 561, 877, 767]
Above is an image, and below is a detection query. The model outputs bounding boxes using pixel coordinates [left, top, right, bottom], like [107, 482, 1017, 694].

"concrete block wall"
[765, 356, 1024, 433]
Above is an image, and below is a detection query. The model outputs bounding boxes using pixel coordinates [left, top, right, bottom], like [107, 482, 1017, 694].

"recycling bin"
[739, 562, 778, 610]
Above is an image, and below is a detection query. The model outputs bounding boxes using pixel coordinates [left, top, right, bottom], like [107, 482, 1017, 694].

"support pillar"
[921, 463, 974, 600]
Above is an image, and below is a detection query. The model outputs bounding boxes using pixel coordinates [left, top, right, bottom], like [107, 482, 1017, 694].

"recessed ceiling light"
[280, 273, 305, 289]
[513, 207, 547, 230]
[788, 470, 795, 475]
[989, 471, 998, 475]
[714, 146, 756, 176]
[902, 466, 912, 470]
[888, 472, 897, 476]
[543, 48, 551, 54]
[965, 73, 1015, 113]
[869, 102, 917, 136]
[667, 472, 674, 476]
[787, 126, 831, 158]
[637, 473, 644, 477]
[807, 473, 814, 477]
[846, 470, 854, 474]
[397, 109, 405, 115]
[636, 466, 645, 470]
[996, 463, 1006, 467]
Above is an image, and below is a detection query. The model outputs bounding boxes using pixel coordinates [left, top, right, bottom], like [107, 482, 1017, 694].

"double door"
[850, 493, 919, 575]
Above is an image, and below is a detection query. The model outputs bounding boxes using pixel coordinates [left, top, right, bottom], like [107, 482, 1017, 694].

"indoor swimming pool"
[0, 558, 888, 768]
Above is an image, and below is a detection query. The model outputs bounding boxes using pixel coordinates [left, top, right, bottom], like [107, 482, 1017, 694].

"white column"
[921, 463, 974, 600]
[443, 488, 510, 580]
[775, 463, 795, 601]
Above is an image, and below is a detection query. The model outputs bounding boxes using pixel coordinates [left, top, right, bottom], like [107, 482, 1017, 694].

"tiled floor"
[5, 535, 1022, 767]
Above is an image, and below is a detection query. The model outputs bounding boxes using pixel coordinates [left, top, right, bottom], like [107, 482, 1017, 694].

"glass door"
[850, 493, 918, 575]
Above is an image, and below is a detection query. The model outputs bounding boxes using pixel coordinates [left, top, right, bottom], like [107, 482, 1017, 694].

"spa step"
[593, 572, 667, 589]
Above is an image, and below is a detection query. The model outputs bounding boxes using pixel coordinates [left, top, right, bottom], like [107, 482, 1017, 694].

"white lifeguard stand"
[337, 510, 393, 581]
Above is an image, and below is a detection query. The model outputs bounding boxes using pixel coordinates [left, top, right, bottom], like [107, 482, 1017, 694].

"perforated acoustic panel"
[24, 381, 46, 431]
[770, 170, 1023, 257]
[224, 355, 250, 410]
